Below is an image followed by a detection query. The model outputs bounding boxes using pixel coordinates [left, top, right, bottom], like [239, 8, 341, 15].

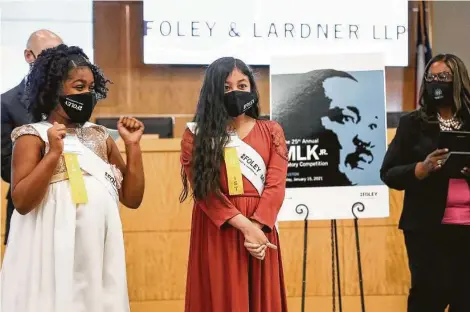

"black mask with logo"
[425, 81, 453, 107]
[223, 91, 258, 118]
[58, 92, 97, 123]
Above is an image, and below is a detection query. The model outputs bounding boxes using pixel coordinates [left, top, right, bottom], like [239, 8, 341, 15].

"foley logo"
[105, 172, 118, 189]
[360, 191, 377, 198]
[65, 100, 83, 111]
[244, 99, 255, 110]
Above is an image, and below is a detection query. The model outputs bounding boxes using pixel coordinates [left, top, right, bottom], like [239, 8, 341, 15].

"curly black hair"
[180, 57, 260, 202]
[25, 44, 111, 122]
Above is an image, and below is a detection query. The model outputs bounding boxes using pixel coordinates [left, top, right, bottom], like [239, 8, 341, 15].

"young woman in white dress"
[0, 44, 145, 312]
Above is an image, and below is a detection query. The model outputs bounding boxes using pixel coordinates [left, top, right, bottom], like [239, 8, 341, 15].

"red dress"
[181, 120, 289, 312]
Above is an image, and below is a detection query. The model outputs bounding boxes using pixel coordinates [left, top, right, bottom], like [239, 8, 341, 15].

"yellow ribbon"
[63, 153, 88, 204]
[224, 147, 244, 196]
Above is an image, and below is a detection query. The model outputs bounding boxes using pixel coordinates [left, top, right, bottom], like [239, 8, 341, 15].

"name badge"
[224, 147, 244, 196]
[63, 134, 83, 155]
[64, 153, 88, 204]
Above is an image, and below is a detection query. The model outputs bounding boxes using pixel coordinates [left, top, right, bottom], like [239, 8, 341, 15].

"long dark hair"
[418, 53, 470, 122]
[25, 44, 110, 122]
[180, 57, 260, 202]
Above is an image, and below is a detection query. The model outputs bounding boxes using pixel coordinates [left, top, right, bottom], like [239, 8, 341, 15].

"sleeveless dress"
[181, 120, 289, 312]
[0, 123, 130, 312]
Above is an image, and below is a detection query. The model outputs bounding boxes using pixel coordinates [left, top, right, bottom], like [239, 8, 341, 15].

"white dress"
[0, 123, 130, 312]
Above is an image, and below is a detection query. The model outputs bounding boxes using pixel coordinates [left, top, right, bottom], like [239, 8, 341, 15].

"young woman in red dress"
[180, 57, 289, 312]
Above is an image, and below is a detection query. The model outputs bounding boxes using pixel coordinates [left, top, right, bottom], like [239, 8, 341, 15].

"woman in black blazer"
[381, 54, 470, 312]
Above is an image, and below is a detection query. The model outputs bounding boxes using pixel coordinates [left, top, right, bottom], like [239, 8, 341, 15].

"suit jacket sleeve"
[180, 129, 241, 229]
[380, 116, 421, 190]
[1, 101, 13, 183]
[251, 122, 288, 232]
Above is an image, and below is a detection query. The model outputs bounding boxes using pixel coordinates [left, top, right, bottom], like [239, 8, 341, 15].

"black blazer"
[380, 110, 469, 231]
[1, 80, 33, 243]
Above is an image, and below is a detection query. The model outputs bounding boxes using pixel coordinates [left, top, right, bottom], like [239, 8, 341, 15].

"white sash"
[30, 122, 120, 202]
[187, 122, 266, 195]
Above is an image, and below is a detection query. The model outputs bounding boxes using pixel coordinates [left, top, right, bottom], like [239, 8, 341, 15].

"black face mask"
[59, 92, 96, 123]
[223, 91, 258, 118]
[425, 81, 453, 107]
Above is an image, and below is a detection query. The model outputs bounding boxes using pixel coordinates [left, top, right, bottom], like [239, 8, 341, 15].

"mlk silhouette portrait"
[271, 69, 386, 187]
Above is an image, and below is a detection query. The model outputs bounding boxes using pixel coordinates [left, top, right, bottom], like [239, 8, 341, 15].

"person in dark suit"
[1, 29, 62, 244]
[381, 54, 470, 312]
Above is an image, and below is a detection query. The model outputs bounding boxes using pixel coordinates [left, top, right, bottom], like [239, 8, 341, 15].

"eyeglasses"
[26, 49, 37, 61]
[424, 71, 453, 82]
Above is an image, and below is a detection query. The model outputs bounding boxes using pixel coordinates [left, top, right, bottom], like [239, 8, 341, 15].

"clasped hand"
[243, 220, 277, 261]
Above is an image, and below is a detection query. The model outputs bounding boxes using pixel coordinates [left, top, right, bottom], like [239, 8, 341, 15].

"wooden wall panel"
[0, 1, 422, 310]
[174, 116, 194, 138]
[130, 296, 409, 312]
[0, 131, 411, 311]
[91, 2, 269, 118]
[131, 300, 185, 312]
[119, 151, 193, 233]
[124, 232, 190, 301]
[287, 296, 408, 312]
[0, 113, 410, 310]
[281, 227, 345, 297]
[91, 1, 418, 120]
[342, 226, 409, 296]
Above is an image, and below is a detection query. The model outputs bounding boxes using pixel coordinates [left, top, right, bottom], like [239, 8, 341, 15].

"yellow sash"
[63, 153, 88, 204]
[224, 147, 244, 195]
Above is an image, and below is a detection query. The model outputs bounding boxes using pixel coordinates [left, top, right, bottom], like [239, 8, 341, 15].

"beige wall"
[431, 1, 470, 68]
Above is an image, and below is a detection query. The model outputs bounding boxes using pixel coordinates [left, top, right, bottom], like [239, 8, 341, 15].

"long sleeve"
[251, 122, 288, 232]
[380, 116, 421, 191]
[180, 129, 241, 228]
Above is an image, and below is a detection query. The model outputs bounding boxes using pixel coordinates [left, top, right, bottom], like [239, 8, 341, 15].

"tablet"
[442, 153, 470, 177]
[438, 130, 470, 154]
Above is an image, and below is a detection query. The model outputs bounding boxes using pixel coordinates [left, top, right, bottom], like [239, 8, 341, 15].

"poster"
[271, 53, 390, 221]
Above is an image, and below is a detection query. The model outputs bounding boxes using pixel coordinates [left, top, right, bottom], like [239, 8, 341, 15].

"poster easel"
[296, 202, 366, 312]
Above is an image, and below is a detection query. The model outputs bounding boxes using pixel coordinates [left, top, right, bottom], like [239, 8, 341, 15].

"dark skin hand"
[11, 66, 145, 214]
[11, 117, 146, 214]
[107, 116, 145, 208]
[11, 122, 65, 214]
[415, 148, 449, 180]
